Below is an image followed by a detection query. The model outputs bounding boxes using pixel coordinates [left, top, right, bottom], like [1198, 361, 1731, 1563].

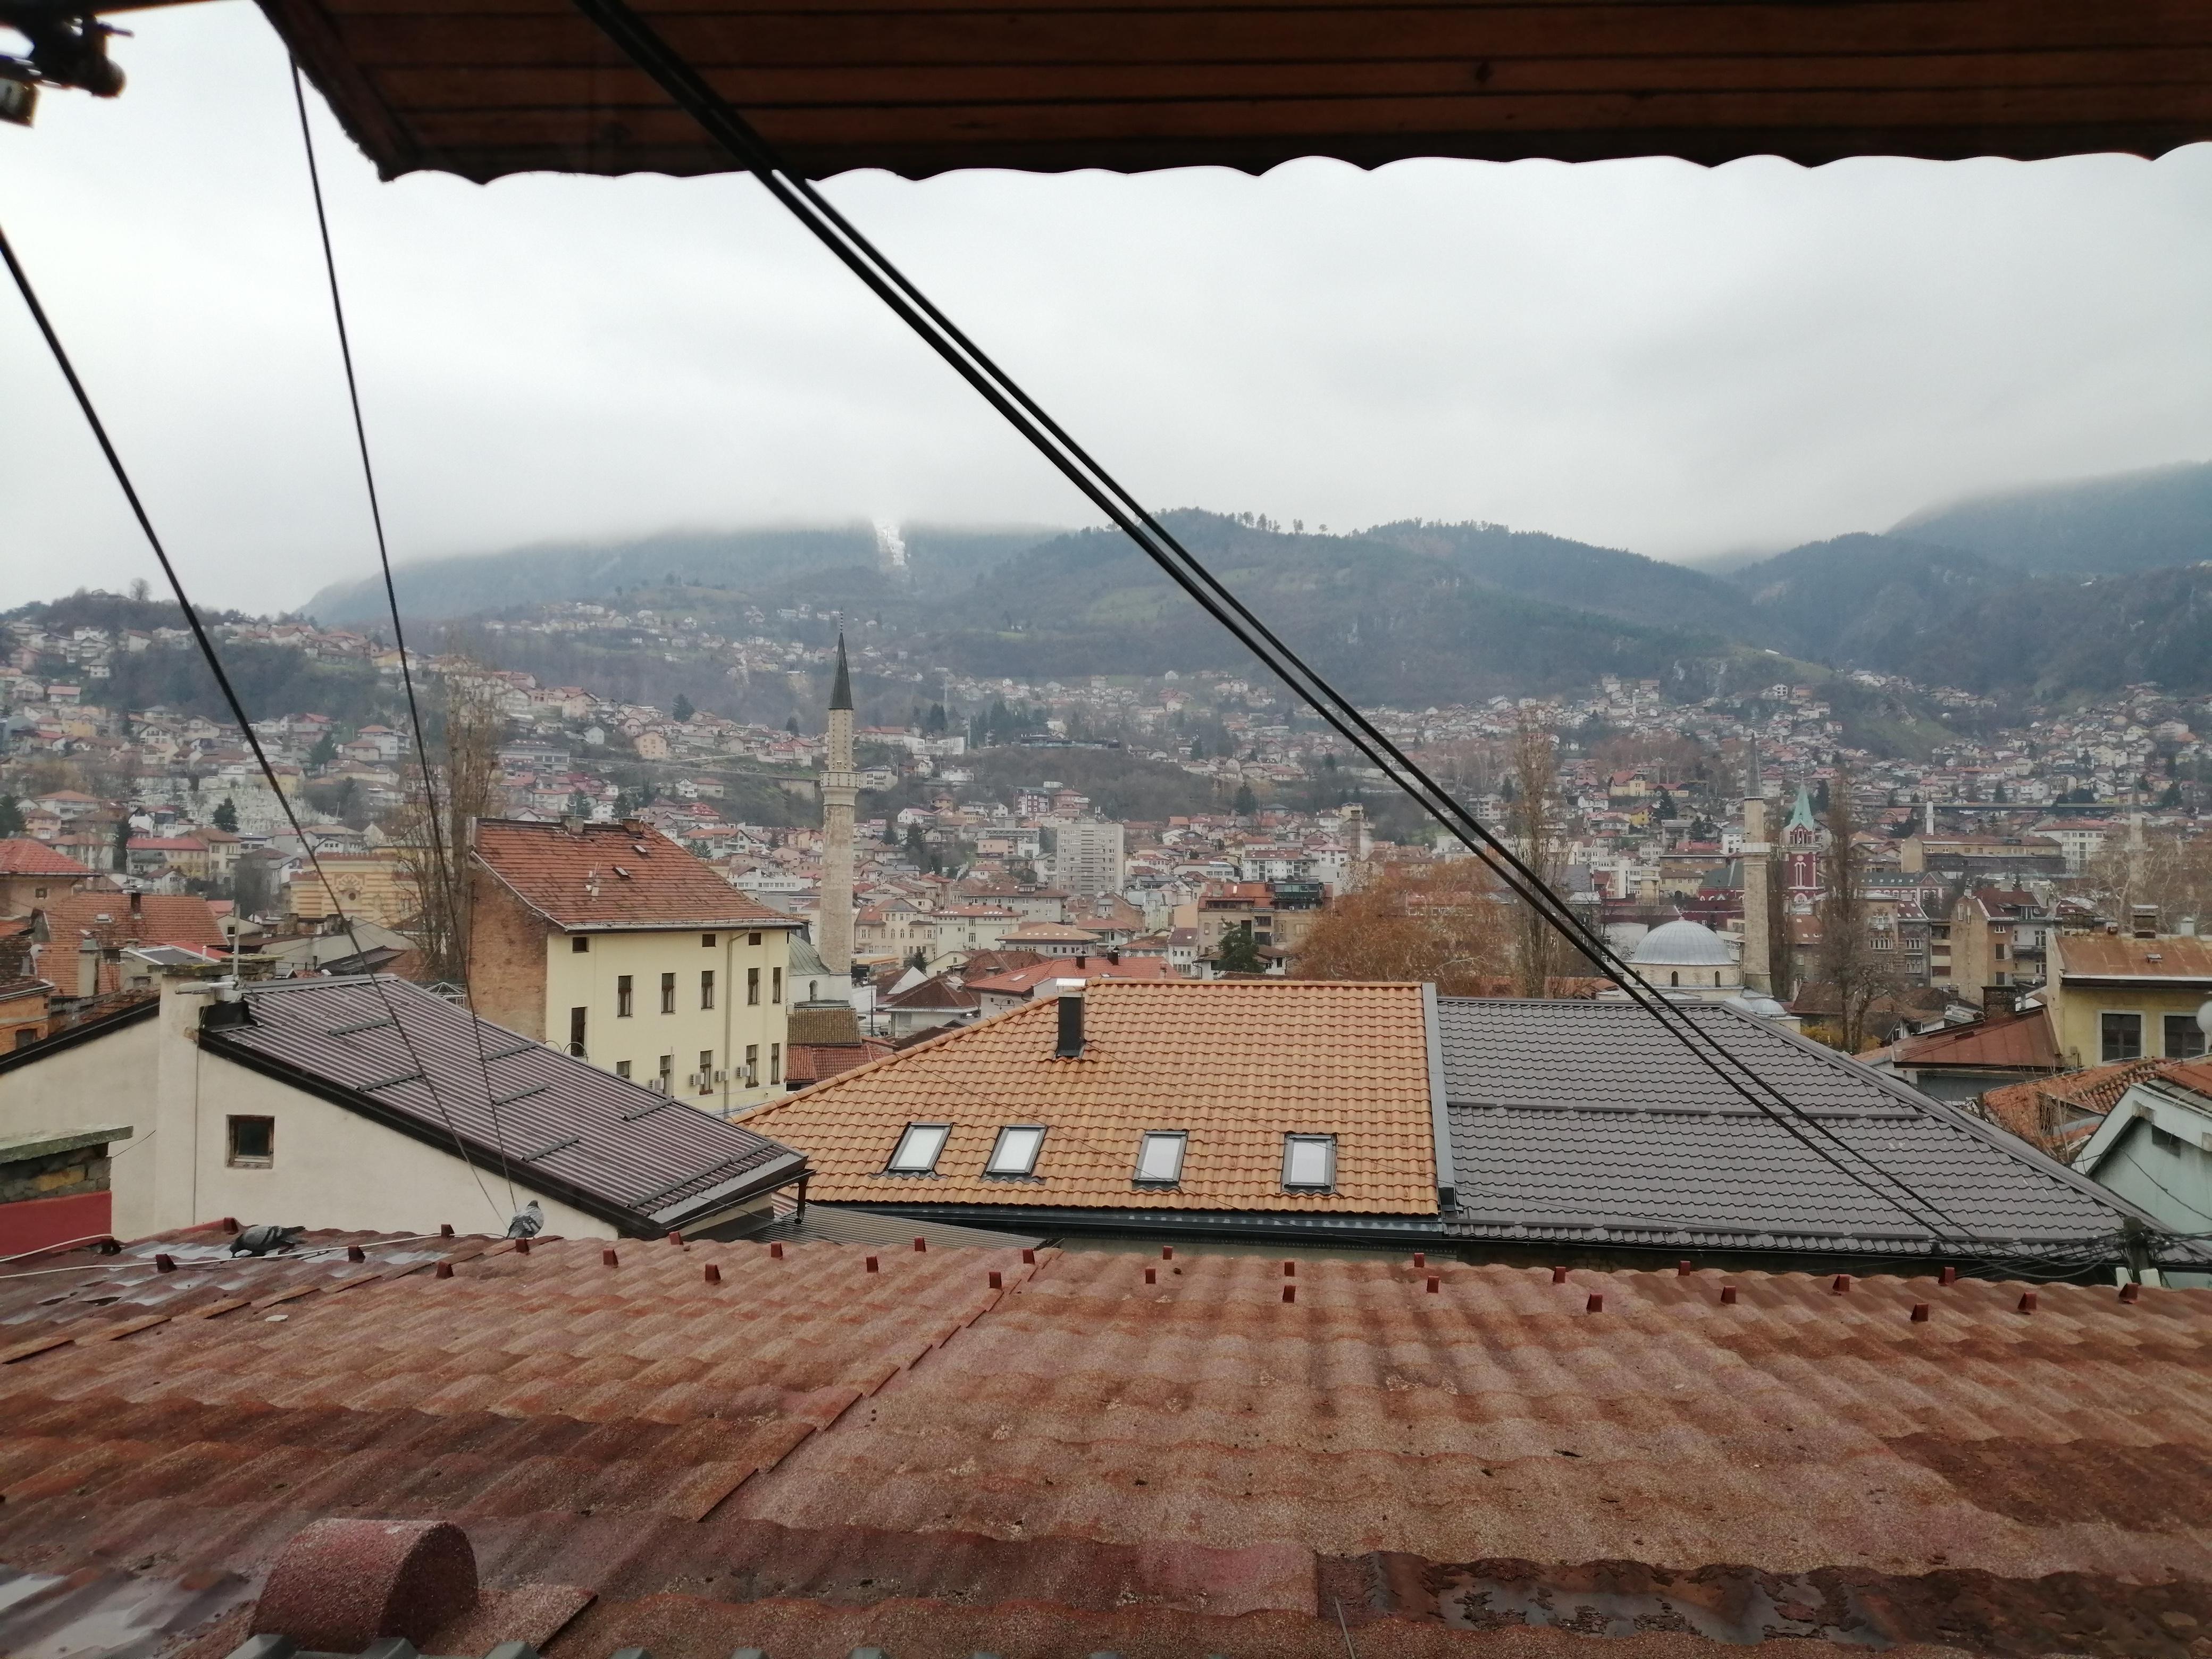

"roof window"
[887, 1122, 950, 1174]
[986, 1125, 1045, 1177]
[1283, 1134, 1336, 1192]
[1134, 1130, 1186, 1185]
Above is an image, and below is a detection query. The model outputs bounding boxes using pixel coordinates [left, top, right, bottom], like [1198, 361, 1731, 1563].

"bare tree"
[1506, 711, 1568, 997]
[389, 671, 507, 987]
[2082, 826, 2212, 932]
[1293, 856, 1512, 992]
[1812, 772, 1900, 1052]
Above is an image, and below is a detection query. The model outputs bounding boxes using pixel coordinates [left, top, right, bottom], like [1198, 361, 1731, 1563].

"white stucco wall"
[1, 983, 616, 1242]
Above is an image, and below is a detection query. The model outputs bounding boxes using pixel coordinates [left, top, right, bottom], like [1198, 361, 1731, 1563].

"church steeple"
[1784, 782, 1817, 834]
[830, 633, 853, 712]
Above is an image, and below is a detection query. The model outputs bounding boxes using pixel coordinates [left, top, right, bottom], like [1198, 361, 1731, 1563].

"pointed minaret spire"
[818, 634, 858, 976]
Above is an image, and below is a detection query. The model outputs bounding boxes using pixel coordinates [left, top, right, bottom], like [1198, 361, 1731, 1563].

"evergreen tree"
[786, 716, 800, 735]
[1233, 783, 1258, 817]
[0, 796, 23, 836]
[882, 815, 901, 847]
[1214, 921, 1264, 975]
[308, 731, 339, 770]
[212, 797, 239, 833]
[672, 693, 694, 723]
[111, 816, 130, 873]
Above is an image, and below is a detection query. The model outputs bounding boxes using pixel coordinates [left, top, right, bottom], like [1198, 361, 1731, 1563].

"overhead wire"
[287, 58, 517, 1210]
[563, 0, 1996, 1251]
[0, 217, 508, 1230]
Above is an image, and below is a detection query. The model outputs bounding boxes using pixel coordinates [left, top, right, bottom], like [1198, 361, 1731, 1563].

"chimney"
[1982, 984, 2020, 1018]
[2131, 904, 2159, 940]
[77, 935, 99, 1000]
[1053, 977, 1086, 1059]
[129, 890, 143, 918]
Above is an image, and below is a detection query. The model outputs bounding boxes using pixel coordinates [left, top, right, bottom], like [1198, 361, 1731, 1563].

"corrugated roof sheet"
[204, 977, 802, 1231]
[2, 1233, 2208, 1659]
[2055, 933, 2212, 981]
[1437, 999, 2172, 1259]
[1889, 1007, 2063, 1073]
[472, 819, 797, 932]
[747, 981, 1437, 1214]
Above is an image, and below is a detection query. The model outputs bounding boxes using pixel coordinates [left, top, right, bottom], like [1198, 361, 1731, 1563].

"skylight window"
[887, 1123, 950, 1174]
[1134, 1131, 1186, 1185]
[1283, 1134, 1336, 1191]
[986, 1125, 1045, 1177]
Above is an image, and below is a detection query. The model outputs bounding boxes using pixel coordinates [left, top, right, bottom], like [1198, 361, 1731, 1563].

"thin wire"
[0, 217, 506, 1229]
[288, 57, 516, 1209]
[561, 0, 1990, 1250]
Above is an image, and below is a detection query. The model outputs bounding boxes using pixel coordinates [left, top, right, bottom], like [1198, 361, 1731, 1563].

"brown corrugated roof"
[1, 1232, 2208, 1659]
[2055, 933, 2212, 982]
[1890, 1007, 2063, 1073]
[472, 818, 798, 932]
[746, 980, 1437, 1213]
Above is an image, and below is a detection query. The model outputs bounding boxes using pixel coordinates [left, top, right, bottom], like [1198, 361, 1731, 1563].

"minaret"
[1740, 737, 1773, 994]
[818, 635, 858, 976]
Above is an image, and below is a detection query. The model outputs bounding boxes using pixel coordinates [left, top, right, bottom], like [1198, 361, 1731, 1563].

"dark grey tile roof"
[204, 976, 805, 1233]
[1435, 998, 2176, 1260]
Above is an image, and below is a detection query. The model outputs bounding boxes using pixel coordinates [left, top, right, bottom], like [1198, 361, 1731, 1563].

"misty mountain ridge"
[296, 462, 2212, 705]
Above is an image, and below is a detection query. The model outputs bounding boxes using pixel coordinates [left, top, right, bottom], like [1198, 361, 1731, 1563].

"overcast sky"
[3, 3, 2209, 615]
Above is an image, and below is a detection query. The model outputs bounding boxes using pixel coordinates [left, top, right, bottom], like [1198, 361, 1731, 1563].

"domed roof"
[1630, 918, 1736, 968]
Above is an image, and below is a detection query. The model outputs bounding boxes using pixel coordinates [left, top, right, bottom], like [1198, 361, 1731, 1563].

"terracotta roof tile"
[1, 1235, 2207, 1659]
[472, 819, 797, 931]
[37, 892, 225, 952]
[0, 837, 93, 877]
[747, 981, 1437, 1214]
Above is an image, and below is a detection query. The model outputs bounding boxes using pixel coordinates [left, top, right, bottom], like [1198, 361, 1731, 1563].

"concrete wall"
[0, 1014, 160, 1234]
[2046, 978, 2209, 1067]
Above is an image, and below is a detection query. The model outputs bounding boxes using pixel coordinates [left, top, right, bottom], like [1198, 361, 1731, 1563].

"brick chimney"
[1053, 977, 1086, 1059]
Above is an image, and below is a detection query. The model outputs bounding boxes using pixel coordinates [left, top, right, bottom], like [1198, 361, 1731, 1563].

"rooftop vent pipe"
[1054, 977, 1086, 1059]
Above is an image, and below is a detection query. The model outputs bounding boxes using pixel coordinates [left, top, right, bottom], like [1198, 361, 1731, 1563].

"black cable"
[289, 58, 516, 1210]
[563, 0, 1987, 1249]
[0, 216, 507, 1229]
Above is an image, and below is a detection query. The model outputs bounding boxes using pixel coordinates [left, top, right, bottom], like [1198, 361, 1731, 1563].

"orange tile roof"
[0, 837, 91, 877]
[747, 980, 1437, 1214]
[2055, 933, 2212, 981]
[37, 891, 226, 953]
[472, 817, 798, 931]
[962, 956, 1179, 997]
[1979, 1055, 2180, 1157]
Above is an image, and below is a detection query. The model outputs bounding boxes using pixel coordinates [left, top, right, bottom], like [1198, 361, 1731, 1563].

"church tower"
[1783, 783, 1822, 899]
[818, 635, 858, 975]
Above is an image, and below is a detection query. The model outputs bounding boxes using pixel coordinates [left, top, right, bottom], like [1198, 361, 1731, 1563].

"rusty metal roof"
[2, 1229, 2209, 1658]
[257, 0, 2212, 185]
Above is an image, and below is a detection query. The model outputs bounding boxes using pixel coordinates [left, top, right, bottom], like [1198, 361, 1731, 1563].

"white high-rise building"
[1051, 820, 1125, 896]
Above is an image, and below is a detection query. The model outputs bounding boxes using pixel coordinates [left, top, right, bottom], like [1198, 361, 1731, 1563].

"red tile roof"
[37, 891, 226, 952]
[0, 837, 91, 877]
[0, 1233, 2207, 1659]
[961, 956, 1178, 998]
[472, 818, 798, 931]
[1978, 1056, 2181, 1158]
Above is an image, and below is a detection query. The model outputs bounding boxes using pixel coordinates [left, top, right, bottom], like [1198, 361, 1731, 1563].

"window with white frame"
[888, 1123, 951, 1174]
[986, 1125, 1046, 1176]
[1134, 1131, 1186, 1185]
[1282, 1134, 1336, 1191]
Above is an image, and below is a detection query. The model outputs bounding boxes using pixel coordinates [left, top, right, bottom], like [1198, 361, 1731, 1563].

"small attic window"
[887, 1123, 950, 1174]
[613, 865, 632, 878]
[986, 1125, 1045, 1177]
[633, 841, 650, 854]
[1134, 1131, 1186, 1185]
[1283, 1134, 1336, 1192]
